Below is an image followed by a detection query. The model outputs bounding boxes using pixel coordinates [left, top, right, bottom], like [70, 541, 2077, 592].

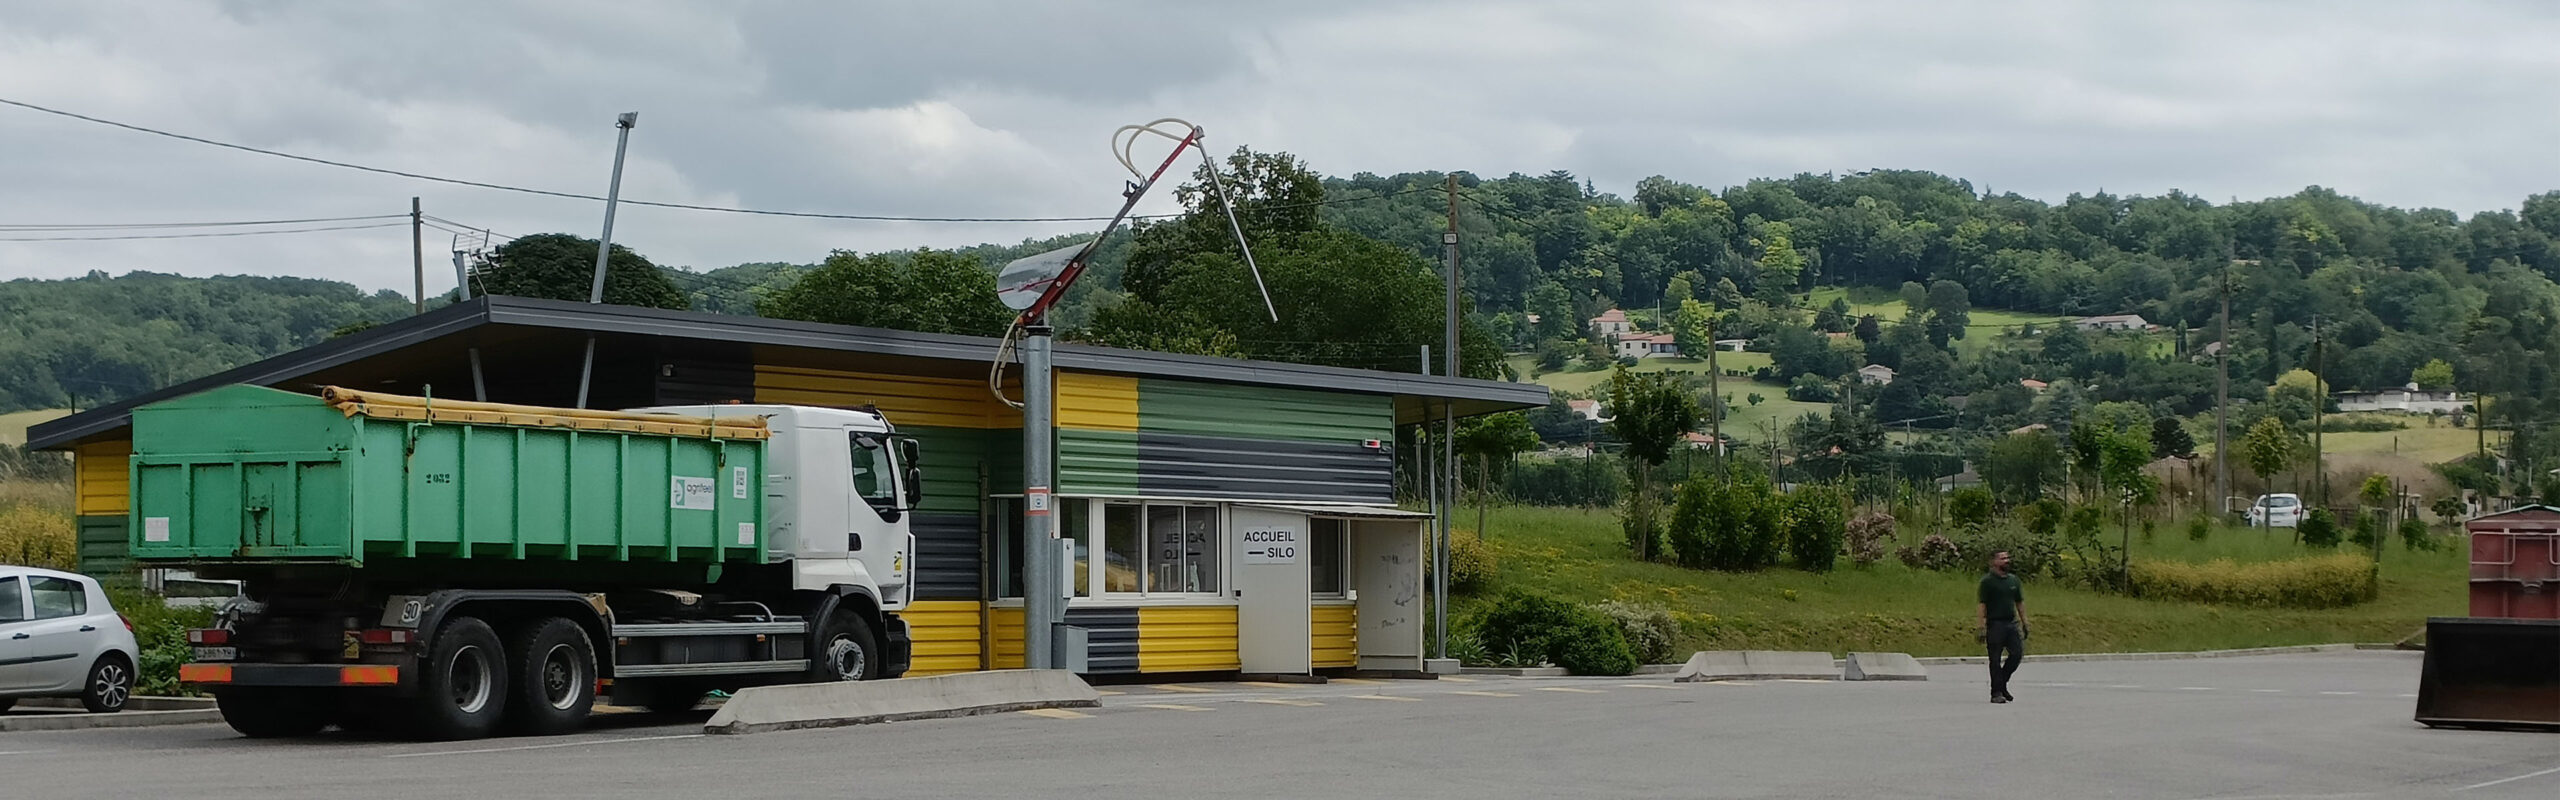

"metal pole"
[452, 250, 472, 301]
[2312, 314, 2325, 508]
[1438, 175, 1460, 663]
[410, 197, 425, 314]
[575, 112, 638, 410]
[1022, 324, 1059, 669]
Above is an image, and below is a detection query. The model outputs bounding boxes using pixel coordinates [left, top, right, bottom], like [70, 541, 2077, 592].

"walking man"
[1979, 550, 2027, 703]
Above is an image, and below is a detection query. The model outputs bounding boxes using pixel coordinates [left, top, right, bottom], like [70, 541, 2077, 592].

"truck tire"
[408, 615, 509, 741]
[809, 609, 881, 682]
[215, 687, 329, 738]
[500, 617, 595, 736]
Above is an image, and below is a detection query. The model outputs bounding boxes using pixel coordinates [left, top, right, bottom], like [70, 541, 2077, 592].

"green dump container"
[128, 385, 766, 565]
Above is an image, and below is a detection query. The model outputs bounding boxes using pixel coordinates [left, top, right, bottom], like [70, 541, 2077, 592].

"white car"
[0, 566, 141, 714]
[2247, 493, 2307, 528]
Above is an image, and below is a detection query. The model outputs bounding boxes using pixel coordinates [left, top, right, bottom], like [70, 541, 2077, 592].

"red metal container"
[2466, 505, 2560, 620]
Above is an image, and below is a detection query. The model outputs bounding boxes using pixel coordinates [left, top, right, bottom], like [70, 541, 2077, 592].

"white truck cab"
[638, 404, 918, 611]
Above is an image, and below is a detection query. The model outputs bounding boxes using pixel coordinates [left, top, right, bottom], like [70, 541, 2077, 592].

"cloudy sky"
[3, 0, 2558, 295]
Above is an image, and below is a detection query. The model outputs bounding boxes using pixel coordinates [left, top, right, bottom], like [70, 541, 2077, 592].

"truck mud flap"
[881, 615, 912, 678]
[2415, 617, 2560, 731]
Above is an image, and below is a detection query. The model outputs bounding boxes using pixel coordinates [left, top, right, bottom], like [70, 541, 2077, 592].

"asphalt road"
[5, 651, 2554, 799]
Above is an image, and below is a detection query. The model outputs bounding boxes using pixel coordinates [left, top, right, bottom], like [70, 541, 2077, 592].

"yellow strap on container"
[319, 386, 769, 440]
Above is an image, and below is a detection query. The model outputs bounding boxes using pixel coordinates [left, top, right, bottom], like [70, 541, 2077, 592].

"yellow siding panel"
[1138, 606, 1240, 673]
[988, 607, 1026, 670]
[753, 365, 1008, 429]
[901, 600, 985, 676]
[74, 440, 131, 516]
[1311, 604, 1358, 668]
[1055, 371, 1138, 432]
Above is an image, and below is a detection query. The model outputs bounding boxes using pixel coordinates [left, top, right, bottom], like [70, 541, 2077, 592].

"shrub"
[2020, 498, 2067, 537]
[1947, 487, 1996, 532]
[1896, 534, 1966, 571]
[2348, 511, 2382, 550]
[1783, 484, 1848, 572]
[2128, 554, 2379, 609]
[2186, 516, 2210, 542]
[2429, 495, 2467, 527]
[1450, 527, 1496, 593]
[1845, 511, 1896, 566]
[0, 504, 78, 571]
[1958, 526, 2059, 580]
[104, 586, 217, 696]
[1666, 480, 1715, 569]
[2065, 505, 2106, 543]
[1466, 591, 1637, 675]
[1668, 474, 1780, 571]
[1591, 601, 1679, 665]
[2299, 509, 2340, 548]
[1505, 456, 1624, 507]
[2398, 517, 2440, 552]
[1621, 481, 1666, 561]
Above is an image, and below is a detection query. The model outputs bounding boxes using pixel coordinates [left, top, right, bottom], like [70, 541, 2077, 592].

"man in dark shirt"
[1978, 550, 2027, 703]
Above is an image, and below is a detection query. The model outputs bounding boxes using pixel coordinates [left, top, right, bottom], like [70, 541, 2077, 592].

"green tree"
[2244, 416, 2302, 501]
[1981, 430, 2066, 504]
[1671, 298, 1715, 358]
[1457, 412, 1541, 540]
[1752, 222, 1806, 306]
[1607, 367, 1699, 561]
[2411, 358, 2456, 391]
[2150, 416, 2197, 459]
[758, 249, 1013, 336]
[1923, 279, 1971, 348]
[473, 232, 689, 310]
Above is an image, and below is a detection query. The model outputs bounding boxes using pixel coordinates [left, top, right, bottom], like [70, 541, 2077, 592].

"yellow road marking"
[1137, 703, 1213, 712]
[1017, 708, 1091, 719]
[1238, 681, 1304, 689]
[1350, 694, 1421, 702]
[1437, 676, 1479, 683]
[1447, 690, 1519, 698]
[1245, 698, 1324, 707]
[1536, 687, 1606, 694]
[1332, 678, 1387, 685]
[1094, 690, 1125, 696]
[1148, 684, 1215, 693]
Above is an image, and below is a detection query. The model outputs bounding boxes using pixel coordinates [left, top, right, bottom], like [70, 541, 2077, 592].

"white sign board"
[995, 240, 1093, 311]
[143, 517, 171, 543]
[670, 477, 716, 510]
[1240, 527, 1301, 565]
[732, 466, 749, 499]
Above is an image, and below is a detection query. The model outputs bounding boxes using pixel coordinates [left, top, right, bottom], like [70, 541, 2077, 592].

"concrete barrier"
[704, 669, 1099, 735]
[1673, 650, 1838, 682]
[1842, 652, 1929, 681]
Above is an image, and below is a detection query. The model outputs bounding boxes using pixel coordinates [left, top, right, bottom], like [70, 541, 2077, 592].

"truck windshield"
[849, 432, 898, 509]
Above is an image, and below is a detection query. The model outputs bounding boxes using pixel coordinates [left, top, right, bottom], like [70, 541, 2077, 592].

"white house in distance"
[1566, 398, 1607, 421]
[2076, 314, 2151, 332]
[2336, 383, 2467, 414]
[1589, 308, 1633, 339]
[1615, 332, 1680, 360]
[1857, 364, 1897, 385]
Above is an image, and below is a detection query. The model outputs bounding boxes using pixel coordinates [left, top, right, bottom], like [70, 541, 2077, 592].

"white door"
[1231, 507, 1312, 675]
[1351, 520, 1425, 672]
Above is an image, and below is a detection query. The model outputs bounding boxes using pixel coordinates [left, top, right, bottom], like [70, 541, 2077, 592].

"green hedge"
[2128, 554, 2377, 609]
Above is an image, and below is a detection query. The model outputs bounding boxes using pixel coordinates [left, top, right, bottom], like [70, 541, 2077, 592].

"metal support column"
[575, 111, 638, 410]
[1022, 324, 1060, 669]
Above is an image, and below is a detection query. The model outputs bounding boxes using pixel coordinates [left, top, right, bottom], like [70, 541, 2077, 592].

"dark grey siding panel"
[910, 512, 981, 601]
[1135, 432, 1393, 504]
[1066, 607, 1140, 674]
[653, 353, 755, 405]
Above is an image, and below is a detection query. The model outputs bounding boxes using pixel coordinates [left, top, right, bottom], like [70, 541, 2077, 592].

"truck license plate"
[192, 646, 236, 662]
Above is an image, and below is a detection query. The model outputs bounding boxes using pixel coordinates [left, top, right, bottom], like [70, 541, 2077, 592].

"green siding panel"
[77, 515, 132, 577]
[1137, 379, 1392, 444]
[902, 425, 991, 516]
[1057, 429, 1139, 496]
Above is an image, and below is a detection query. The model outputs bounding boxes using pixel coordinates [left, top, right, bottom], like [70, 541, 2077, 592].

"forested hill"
[0, 272, 411, 412]
[7, 167, 2559, 416]
[1316, 171, 2560, 394]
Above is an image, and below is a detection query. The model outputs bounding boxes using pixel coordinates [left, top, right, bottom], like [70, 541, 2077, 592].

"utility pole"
[2215, 255, 2231, 515]
[2312, 314, 2326, 508]
[574, 112, 638, 410]
[1706, 316, 1722, 476]
[1437, 173, 1459, 663]
[410, 197, 425, 315]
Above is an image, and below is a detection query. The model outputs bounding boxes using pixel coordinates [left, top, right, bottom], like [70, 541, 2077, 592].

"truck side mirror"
[899, 437, 923, 507]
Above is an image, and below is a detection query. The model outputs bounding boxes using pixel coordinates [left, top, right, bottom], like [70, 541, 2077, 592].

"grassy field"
[1456, 504, 2461, 659]
[1512, 353, 1773, 397]
[0, 409, 69, 446]
[1804, 287, 2078, 356]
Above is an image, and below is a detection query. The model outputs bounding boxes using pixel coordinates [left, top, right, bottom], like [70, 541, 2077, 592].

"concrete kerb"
[1842, 652, 1929, 681]
[1, 708, 224, 732]
[1673, 650, 1838, 682]
[704, 669, 1099, 735]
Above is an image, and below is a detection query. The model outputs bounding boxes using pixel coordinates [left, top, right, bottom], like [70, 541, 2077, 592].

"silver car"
[0, 566, 142, 714]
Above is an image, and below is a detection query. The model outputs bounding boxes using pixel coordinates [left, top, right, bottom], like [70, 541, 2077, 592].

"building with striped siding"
[30, 296, 1542, 679]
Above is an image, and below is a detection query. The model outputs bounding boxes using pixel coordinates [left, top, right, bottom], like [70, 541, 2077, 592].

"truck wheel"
[408, 615, 509, 740]
[809, 610, 880, 682]
[500, 617, 595, 736]
[215, 688, 329, 738]
[81, 653, 134, 713]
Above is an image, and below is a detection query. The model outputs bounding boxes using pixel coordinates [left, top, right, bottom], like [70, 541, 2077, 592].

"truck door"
[846, 431, 911, 596]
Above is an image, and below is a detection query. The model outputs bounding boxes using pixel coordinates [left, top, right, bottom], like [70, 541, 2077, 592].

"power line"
[0, 213, 407, 231]
[0, 96, 1439, 224]
[0, 221, 409, 242]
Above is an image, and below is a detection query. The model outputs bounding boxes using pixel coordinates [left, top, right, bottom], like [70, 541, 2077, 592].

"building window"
[1310, 518, 1345, 596]
[1102, 503, 1144, 593]
[1097, 501, 1221, 596]
[996, 499, 1094, 599]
